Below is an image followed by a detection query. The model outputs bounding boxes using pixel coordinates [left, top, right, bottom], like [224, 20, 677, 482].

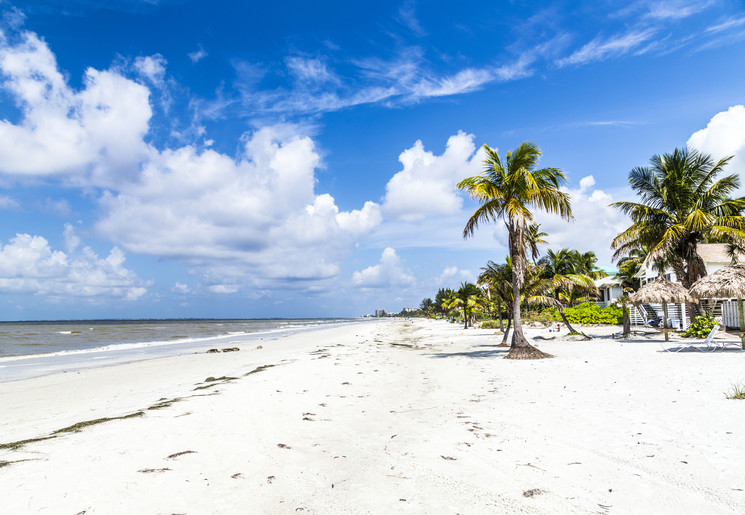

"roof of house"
[595, 276, 622, 288]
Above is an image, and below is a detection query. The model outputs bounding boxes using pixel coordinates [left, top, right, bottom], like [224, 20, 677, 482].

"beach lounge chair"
[661, 325, 719, 352]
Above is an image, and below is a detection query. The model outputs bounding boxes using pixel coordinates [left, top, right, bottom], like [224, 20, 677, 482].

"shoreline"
[0, 318, 368, 383]
[2, 319, 744, 513]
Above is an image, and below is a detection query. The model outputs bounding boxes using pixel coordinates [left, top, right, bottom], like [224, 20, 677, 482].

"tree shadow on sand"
[428, 347, 509, 359]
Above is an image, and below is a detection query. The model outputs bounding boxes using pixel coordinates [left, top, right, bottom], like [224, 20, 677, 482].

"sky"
[0, 0, 743, 319]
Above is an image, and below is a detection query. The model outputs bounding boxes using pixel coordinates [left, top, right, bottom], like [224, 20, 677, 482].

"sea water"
[0, 318, 357, 382]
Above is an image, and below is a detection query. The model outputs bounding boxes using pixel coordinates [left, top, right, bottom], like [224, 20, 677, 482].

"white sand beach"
[2, 319, 745, 514]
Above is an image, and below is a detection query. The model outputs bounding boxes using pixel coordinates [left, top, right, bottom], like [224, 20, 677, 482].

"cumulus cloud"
[0, 227, 147, 300]
[687, 105, 745, 188]
[437, 266, 474, 287]
[133, 54, 167, 85]
[534, 180, 631, 265]
[0, 31, 151, 184]
[352, 247, 415, 288]
[0, 29, 383, 294]
[383, 131, 483, 222]
[95, 126, 382, 288]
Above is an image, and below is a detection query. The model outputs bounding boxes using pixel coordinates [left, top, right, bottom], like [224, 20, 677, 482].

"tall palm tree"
[458, 142, 573, 359]
[611, 147, 745, 289]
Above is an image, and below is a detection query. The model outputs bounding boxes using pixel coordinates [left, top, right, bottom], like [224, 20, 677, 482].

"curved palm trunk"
[498, 302, 504, 331]
[499, 315, 512, 347]
[557, 306, 578, 334]
[505, 229, 552, 360]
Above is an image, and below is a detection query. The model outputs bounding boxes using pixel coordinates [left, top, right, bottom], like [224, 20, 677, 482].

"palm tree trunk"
[499, 315, 512, 347]
[557, 306, 578, 333]
[622, 306, 631, 337]
[505, 237, 552, 359]
[498, 302, 504, 331]
[463, 308, 468, 329]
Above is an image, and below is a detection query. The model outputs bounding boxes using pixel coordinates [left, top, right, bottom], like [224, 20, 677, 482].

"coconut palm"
[611, 147, 745, 289]
[442, 282, 481, 329]
[536, 248, 599, 333]
[526, 223, 548, 262]
[458, 142, 573, 359]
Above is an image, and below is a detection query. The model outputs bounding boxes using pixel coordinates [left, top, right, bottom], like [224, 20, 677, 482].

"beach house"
[633, 243, 742, 328]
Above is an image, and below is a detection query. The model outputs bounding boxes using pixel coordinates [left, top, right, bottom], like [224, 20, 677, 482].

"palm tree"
[478, 259, 514, 343]
[537, 248, 598, 333]
[525, 223, 548, 262]
[611, 147, 745, 289]
[458, 142, 573, 359]
[443, 282, 481, 329]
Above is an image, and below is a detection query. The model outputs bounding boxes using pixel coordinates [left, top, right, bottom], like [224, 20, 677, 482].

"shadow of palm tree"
[428, 348, 508, 359]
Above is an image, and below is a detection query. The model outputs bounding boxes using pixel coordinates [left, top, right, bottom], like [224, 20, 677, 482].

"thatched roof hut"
[689, 264, 745, 299]
[630, 277, 695, 305]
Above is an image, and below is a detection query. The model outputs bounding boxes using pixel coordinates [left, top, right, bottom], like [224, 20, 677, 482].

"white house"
[634, 243, 736, 284]
[594, 276, 624, 308]
[633, 243, 742, 328]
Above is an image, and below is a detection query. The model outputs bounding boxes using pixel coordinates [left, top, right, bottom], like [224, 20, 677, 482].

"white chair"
[661, 325, 719, 352]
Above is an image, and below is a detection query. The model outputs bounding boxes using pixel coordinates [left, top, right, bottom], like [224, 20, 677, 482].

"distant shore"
[2, 319, 744, 513]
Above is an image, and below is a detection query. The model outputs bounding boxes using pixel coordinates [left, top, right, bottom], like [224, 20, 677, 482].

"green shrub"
[561, 302, 623, 325]
[682, 312, 718, 338]
[480, 320, 501, 329]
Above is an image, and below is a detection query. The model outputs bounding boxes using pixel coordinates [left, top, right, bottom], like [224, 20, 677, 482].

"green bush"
[480, 320, 501, 329]
[561, 302, 623, 325]
[682, 312, 718, 338]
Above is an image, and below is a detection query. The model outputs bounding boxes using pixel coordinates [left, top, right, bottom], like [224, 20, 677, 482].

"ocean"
[0, 318, 358, 382]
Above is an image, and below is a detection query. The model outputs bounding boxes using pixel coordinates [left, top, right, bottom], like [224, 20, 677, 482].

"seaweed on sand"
[244, 364, 276, 376]
[52, 411, 144, 434]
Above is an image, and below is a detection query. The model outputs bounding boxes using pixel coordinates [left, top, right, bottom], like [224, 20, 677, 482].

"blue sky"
[0, 0, 743, 319]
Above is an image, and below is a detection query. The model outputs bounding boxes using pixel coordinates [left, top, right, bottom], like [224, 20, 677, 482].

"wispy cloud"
[645, 0, 713, 20]
[706, 15, 745, 33]
[557, 28, 657, 67]
[396, 0, 427, 37]
[188, 45, 207, 63]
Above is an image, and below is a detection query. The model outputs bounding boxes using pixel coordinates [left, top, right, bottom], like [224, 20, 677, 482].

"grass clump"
[725, 381, 745, 400]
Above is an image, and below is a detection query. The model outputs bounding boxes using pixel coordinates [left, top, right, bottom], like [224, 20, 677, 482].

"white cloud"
[383, 131, 483, 222]
[133, 54, 166, 85]
[352, 247, 415, 288]
[95, 125, 382, 287]
[0, 31, 151, 184]
[188, 46, 207, 63]
[0, 228, 147, 300]
[172, 282, 191, 294]
[687, 105, 745, 187]
[285, 56, 337, 84]
[579, 175, 596, 191]
[437, 266, 474, 287]
[646, 0, 712, 20]
[534, 183, 632, 265]
[557, 29, 657, 67]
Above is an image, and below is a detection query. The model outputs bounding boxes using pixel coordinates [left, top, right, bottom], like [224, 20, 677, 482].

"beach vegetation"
[533, 248, 601, 334]
[611, 147, 745, 298]
[682, 312, 719, 338]
[459, 142, 573, 359]
[725, 381, 745, 399]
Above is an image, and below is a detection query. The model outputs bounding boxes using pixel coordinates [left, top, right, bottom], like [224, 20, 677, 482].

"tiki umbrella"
[690, 264, 745, 349]
[630, 277, 695, 341]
